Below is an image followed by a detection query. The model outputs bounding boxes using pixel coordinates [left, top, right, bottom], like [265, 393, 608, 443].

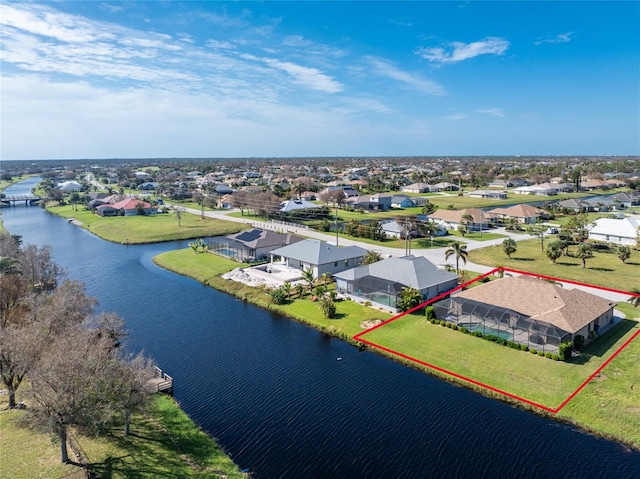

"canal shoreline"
[152, 249, 640, 453]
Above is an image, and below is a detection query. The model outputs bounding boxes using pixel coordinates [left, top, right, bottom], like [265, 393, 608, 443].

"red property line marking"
[354, 267, 640, 414]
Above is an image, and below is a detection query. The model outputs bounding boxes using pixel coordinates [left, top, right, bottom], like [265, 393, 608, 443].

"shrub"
[485, 334, 499, 342]
[559, 341, 574, 361]
[270, 287, 287, 305]
[439, 320, 446, 326]
[472, 331, 484, 338]
[545, 352, 553, 359]
[530, 348, 537, 354]
[551, 354, 560, 361]
[520, 344, 529, 352]
[574, 335, 585, 350]
[425, 306, 436, 321]
[451, 324, 458, 331]
[537, 351, 544, 356]
[460, 327, 469, 334]
[446, 322, 452, 328]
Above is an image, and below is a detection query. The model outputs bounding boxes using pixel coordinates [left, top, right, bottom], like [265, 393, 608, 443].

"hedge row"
[426, 318, 561, 361]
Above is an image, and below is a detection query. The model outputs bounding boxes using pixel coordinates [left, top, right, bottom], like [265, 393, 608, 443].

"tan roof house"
[487, 204, 548, 224]
[434, 276, 616, 350]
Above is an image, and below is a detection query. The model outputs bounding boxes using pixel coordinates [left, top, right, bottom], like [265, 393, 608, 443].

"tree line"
[0, 233, 157, 465]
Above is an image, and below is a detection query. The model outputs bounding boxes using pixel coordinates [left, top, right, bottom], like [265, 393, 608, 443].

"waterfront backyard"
[155, 248, 640, 449]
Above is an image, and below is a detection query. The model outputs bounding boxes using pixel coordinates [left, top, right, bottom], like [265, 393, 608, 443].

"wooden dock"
[149, 366, 173, 395]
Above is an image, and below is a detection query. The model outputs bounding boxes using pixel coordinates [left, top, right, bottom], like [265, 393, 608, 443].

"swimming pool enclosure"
[431, 296, 572, 353]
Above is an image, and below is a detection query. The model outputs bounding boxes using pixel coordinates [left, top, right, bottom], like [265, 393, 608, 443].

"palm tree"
[302, 268, 315, 293]
[444, 241, 468, 276]
[575, 243, 593, 268]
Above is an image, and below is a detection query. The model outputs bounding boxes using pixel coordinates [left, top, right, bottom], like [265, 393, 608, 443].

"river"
[2, 177, 639, 478]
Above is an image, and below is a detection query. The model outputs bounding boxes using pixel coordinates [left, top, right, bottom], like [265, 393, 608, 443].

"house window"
[334, 261, 338, 267]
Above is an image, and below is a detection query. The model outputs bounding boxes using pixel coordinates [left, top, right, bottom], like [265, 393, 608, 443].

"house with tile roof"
[433, 275, 616, 351]
[334, 255, 459, 312]
[96, 198, 157, 217]
[269, 239, 367, 279]
[487, 204, 548, 224]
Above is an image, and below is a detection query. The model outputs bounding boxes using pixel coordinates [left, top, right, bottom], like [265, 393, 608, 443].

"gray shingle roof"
[270, 239, 366, 265]
[334, 255, 458, 291]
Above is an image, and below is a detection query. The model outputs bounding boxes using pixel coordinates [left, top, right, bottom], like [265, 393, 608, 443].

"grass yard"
[46, 204, 246, 244]
[467, 238, 640, 292]
[153, 248, 393, 341]
[0, 394, 246, 479]
[153, 247, 640, 449]
[359, 304, 640, 448]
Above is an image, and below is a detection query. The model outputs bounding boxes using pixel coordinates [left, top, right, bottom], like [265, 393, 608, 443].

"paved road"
[171, 204, 636, 304]
[174, 204, 537, 275]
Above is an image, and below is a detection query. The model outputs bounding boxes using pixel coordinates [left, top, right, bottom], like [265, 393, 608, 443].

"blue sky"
[1, 1, 638, 160]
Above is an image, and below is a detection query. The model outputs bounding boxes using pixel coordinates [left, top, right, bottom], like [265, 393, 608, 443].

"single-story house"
[279, 199, 321, 213]
[320, 185, 359, 199]
[391, 195, 416, 208]
[219, 228, 303, 262]
[588, 216, 640, 246]
[334, 255, 459, 313]
[432, 276, 616, 350]
[557, 198, 597, 213]
[96, 198, 157, 217]
[431, 182, 459, 192]
[581, 179, 610, 191]
[487, 204, 548, 224]
[87, 193, 123, 210]
[269, 239, 367, 279]
[57, 180, 82, 192]
[612, 192, 640, 208]
[428, 208, 489, 231]
[469, 190, 508, 200]
[513, 184, 559, 196]
[138, 182, 159, 191]
[401, 183, 431, 193]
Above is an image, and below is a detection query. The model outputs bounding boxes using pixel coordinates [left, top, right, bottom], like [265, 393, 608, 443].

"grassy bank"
[0, 393, 247, 479]
[153, 249, 393, 341]
[46, 203, 246, 244]
[154, 248, 640, 450]
[467, 238, 640, 292]
[360, 309, 640, 448]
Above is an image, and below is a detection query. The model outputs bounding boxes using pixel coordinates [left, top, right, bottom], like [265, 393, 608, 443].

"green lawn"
[360, 307, 640, 448]
[153, 248, 393, 341]
[0, 394, 247, 479]
[153, 248, 640, 449]
[468, 238, 640, 292]
[46, 204, 246, 244]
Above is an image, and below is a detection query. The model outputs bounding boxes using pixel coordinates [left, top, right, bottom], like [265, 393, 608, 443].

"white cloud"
[366, 56, 446, 96]
[260, 58, 343, 93]
[535, 32, 575, 45]
[417, 37, 509, 64]
[443, 113, 467, 120]
[477, 108, 505, 117]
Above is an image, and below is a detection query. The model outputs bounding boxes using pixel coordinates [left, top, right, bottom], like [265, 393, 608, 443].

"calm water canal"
[3, 178, 640, 478]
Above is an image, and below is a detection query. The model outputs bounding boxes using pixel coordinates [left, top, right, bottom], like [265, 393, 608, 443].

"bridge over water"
[0, 194, 42, 206]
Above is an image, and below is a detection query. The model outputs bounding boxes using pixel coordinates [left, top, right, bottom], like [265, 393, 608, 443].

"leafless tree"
[26, 321, 122, 463]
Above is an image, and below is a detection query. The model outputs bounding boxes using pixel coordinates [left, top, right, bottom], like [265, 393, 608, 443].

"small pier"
[0, 195, 42, 207]
[149, 366, 174, 395]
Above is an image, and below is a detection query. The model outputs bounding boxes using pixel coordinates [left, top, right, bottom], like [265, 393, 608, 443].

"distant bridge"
[0, 195, 42, 206]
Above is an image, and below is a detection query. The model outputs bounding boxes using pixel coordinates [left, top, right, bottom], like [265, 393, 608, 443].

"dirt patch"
[592, 373, 608, 382]
[360, 319, 384, 329]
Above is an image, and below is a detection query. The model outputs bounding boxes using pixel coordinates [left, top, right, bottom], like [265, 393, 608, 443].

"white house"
[57, 180, 82, 192]
[588, 216, 640, 246]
